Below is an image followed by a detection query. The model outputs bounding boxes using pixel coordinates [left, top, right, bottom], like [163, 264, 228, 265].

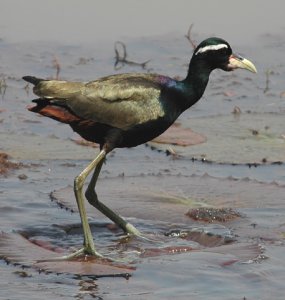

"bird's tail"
[22, 76, 45, 86]
[27, 98, 81, 124]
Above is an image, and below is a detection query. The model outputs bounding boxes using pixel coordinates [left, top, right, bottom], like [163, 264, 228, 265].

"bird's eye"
[220, 48, 228, 55]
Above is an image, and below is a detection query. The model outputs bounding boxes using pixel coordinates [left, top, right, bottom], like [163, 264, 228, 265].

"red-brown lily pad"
[140, 243, 261, 263]
[152, 122, 206, 146]
[0, 232, 134, 277]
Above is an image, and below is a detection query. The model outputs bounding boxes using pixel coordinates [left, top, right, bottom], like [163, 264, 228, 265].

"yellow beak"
[228, 54, 257, 73]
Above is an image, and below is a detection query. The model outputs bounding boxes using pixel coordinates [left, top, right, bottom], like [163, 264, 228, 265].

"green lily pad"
[148, 113, 285, 164]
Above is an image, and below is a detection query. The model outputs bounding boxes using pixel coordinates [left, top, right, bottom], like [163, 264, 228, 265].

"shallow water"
[1, 1, 285, 299]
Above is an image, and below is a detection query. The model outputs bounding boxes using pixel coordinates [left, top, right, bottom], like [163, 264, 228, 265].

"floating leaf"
[152, 123, 206, 146]
[149, 113, 285, 164]
[51, 173, 285, 225]
[0, 233, 134, 277]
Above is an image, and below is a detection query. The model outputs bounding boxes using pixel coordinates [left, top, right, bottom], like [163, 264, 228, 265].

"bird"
[23, 37, 257, 259]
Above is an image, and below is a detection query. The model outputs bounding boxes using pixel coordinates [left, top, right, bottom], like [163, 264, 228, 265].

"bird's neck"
[181, 59, 212, 109]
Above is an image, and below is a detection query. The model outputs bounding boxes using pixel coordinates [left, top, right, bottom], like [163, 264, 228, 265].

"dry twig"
[264, 69, 273, 93]
[0, 76, 7, 98]
[52, 56, 61, 79]
[114, 41, 150, 70]
[185, 24, 197, 50]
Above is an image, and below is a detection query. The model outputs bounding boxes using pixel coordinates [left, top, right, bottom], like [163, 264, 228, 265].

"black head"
[193, 37, 257, 73]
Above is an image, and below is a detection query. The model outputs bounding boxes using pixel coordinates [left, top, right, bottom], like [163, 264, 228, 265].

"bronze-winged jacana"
[23, 37, 257, 258]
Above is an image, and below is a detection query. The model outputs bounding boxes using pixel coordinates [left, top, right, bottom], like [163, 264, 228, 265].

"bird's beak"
[228, 54, 257, 73]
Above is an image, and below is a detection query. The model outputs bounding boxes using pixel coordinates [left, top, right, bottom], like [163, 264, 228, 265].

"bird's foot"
[36, 246, 103, 263]
[125, 222, 142, 236]
[123, 222, 163, 243]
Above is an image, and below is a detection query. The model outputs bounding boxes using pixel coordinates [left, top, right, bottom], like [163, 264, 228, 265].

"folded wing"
[33, 73, 166, 129]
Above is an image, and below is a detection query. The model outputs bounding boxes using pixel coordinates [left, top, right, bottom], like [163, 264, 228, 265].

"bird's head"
[193, 37, 257, 73]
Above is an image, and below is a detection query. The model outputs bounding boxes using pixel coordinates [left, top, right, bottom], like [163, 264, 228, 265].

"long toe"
[36, 247, 103, 262]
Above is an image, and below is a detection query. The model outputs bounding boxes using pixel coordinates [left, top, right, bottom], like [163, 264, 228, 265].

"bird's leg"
[72, 149, 107, 257]
[85, 155, 141, 236]
[37, 151, 107, 262]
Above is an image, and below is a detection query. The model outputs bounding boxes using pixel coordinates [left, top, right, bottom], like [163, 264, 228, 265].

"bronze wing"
[33, 73, 166, 129]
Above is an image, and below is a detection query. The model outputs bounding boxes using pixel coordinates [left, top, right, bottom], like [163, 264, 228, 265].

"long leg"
[40, 148, 141, 262]
[38, 150, 107, 261]
[85, 155, 141, 236]
[72, 149, 107, 256]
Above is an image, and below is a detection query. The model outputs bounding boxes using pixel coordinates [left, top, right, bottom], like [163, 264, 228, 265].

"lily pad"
[152, 123, 206, 146]
[0, 232, 134, 277]
[148, 113, 285, 164]
[50, 173, 285, 246]
[0, 133, 95, 160]
[51, 173, 285, 225]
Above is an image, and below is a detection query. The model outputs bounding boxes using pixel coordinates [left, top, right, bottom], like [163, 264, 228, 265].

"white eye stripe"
[195, 44, 228, 55]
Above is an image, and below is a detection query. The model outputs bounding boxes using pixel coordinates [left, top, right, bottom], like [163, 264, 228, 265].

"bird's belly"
[70, 121, 112, 146]
[119, 119, 173, 148]
[70, 118, 173, 149]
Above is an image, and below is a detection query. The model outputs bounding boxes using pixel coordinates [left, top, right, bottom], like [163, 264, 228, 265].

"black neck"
[181, 58, 213, 109]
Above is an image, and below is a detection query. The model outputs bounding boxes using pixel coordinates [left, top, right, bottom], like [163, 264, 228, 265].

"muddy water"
[1, 1, 285, 299]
